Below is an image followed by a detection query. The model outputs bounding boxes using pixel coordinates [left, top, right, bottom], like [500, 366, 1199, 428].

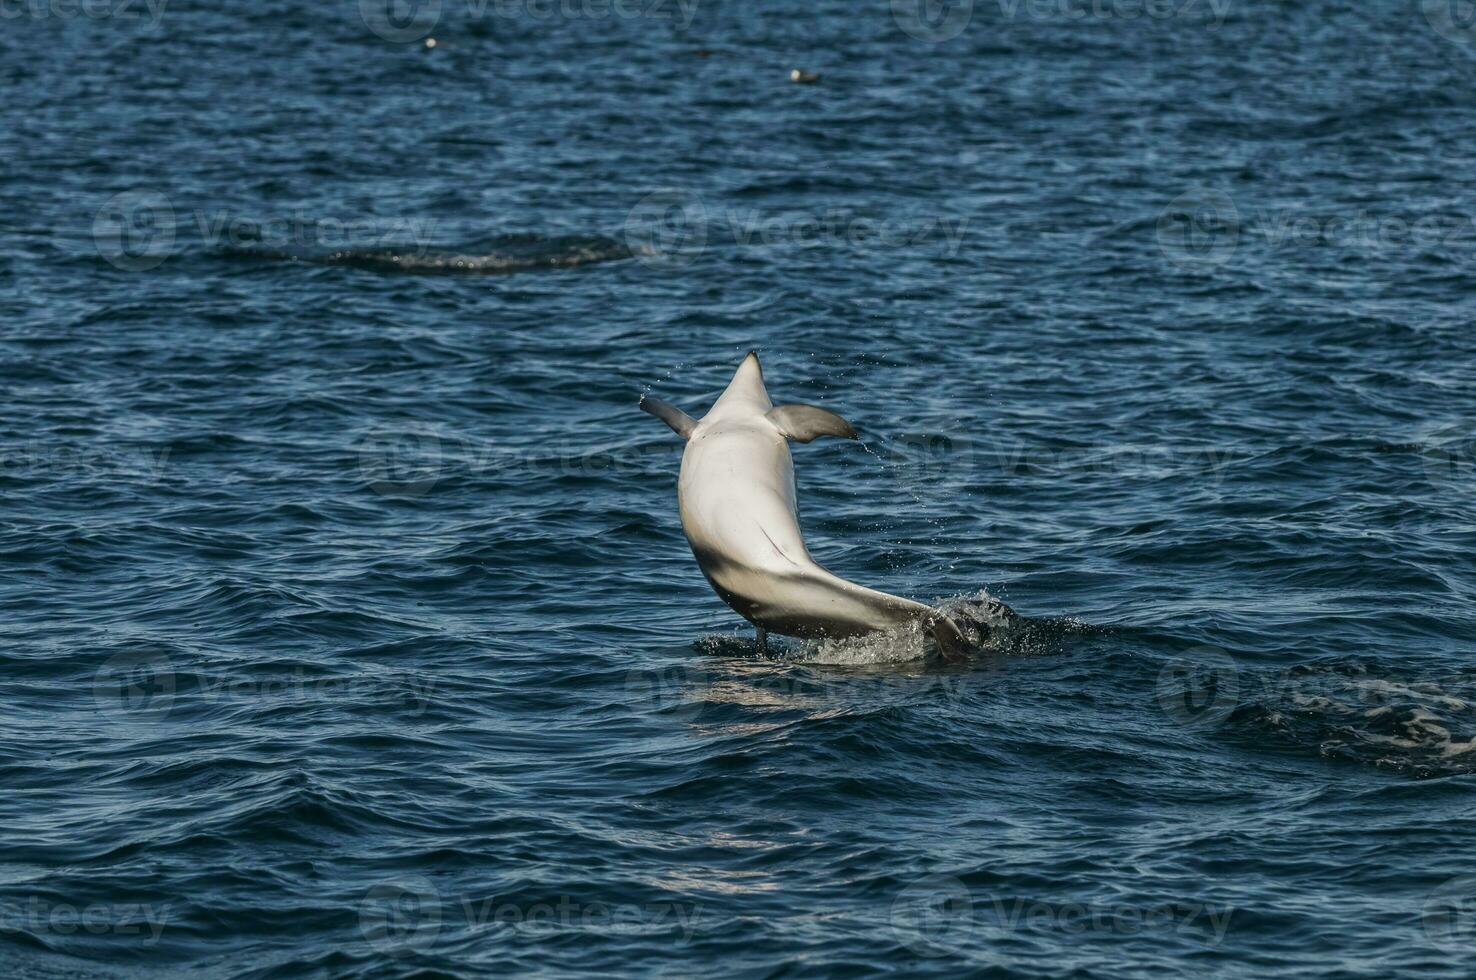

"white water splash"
[795, 622, 931, 665]
[783, 589, 1018, 665]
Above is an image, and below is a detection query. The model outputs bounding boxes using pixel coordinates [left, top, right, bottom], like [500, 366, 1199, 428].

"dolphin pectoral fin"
[640, 394, 697, 439]
[766, 404, 858, 443]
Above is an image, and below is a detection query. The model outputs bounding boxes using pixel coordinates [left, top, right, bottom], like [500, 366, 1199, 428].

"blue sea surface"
[5, 0, 1476, 976]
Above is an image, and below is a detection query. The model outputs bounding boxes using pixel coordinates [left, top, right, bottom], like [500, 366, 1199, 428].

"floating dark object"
[790, 68, 819, 83]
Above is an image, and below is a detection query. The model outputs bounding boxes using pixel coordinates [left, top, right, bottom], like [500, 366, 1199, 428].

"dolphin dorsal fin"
[767, 404, 858, 443]
[640, 395, 697, 439]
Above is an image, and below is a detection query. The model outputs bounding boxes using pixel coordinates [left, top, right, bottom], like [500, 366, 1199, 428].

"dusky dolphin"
[640, 352, 1000, 659]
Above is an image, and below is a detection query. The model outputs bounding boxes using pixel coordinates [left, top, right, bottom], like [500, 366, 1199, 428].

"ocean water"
[5, 0, 1476, 976]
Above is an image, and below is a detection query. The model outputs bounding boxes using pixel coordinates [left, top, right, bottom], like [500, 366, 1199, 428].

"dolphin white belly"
[641, 352, 975, 656]
[678, 418, 931, 638]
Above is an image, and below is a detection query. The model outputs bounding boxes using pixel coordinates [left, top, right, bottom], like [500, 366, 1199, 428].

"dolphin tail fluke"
[926, 614, 972, 663]
[926, 596, 1020, 661]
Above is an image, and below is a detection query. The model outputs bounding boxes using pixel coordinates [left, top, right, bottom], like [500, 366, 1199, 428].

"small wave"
[222, 233, 639, 275]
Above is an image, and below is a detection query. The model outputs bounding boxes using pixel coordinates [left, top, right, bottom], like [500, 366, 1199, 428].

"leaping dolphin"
[640, 352, 997, 659]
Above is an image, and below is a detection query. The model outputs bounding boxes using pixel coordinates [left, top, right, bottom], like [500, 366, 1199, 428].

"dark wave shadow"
[220, 232, 638, 275]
